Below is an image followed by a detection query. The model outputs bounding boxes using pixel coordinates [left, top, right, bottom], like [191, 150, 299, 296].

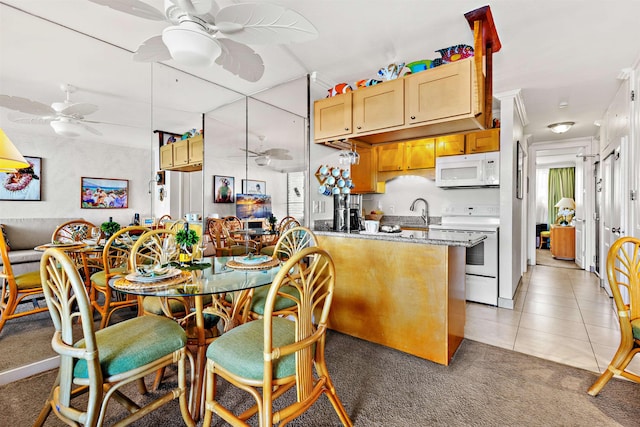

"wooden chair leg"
[151, 367, 166, 391]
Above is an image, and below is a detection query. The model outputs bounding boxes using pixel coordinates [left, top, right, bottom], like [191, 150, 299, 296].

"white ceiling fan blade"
[133, 35, 173, 62]
[88, 0, 165, 21]
[0, 94, 55, 116]
[8, 114, 53, 125]
[262, 148, 289, 156]
[240, 147, 262, 156]
[214, 3, 318, 45]
[80, 122, 102, 136]
[60, 102, 99, 117]
[83, 119, 143, 129]
[170, 0, 214, 16]
[215, 39, 264, 82]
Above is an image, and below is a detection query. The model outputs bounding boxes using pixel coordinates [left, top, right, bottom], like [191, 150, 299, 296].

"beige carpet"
[536, 248, 581, 269]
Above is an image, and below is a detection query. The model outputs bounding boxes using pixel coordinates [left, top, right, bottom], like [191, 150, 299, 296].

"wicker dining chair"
[51, 219, 96, 243]
[34, 248, 194, 427]
[89, 225, 150, 329]
[241, 226, 318, 323]
[0, 225, 48, 335]
[207, 218, 257, 256]
[588, 236, 640, 396]
[202, 246, 352, 427]
[259, 216, 300, 256]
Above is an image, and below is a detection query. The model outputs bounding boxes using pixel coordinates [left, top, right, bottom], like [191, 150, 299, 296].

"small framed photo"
[0, 156, 42, 201]
[81, 177, 128, 209]
[214, 175, 235, 203]
[242, 179, 266, 195]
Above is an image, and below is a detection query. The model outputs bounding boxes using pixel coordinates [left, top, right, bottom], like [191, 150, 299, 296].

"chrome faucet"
[410, 198, 429, 225]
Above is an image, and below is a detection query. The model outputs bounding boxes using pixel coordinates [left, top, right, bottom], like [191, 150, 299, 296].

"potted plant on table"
[100, 220, 121, 239]
[176, 227, 199, 264]
[268, 214, 277, 232]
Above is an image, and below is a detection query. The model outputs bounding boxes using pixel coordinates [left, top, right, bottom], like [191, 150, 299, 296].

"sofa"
[0, 218, 82, 276]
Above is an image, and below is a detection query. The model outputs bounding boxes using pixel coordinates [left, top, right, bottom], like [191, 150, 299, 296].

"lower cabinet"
[550, 225, 575, 260]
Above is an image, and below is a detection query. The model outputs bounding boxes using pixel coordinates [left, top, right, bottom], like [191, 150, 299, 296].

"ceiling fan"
[0, 84, 109, 137]
[240, 136, 293, 166]
[89, 0, 318, 82]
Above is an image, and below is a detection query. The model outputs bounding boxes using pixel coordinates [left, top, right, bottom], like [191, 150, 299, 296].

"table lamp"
[554, 197, 575, 225]
[0, 128, 29, 172]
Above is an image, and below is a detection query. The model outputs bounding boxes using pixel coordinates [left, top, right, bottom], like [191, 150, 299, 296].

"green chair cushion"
[228, 245, 253, 256]
[73, 315, 186, 378]
[632, 318, 640, 340]
[90, 267, 128, 287]
[207, 317, 295, 381]
[260, 246, 275, 256]
[250, 285, 299, 316]
[143, 295, 188, 315]
[15, 270, 42, 290]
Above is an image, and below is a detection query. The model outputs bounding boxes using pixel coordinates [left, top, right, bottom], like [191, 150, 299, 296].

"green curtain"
[548, 167, 575, 226]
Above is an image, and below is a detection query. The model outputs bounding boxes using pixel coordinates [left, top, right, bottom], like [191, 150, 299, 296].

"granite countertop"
[314, 229, 486, 248]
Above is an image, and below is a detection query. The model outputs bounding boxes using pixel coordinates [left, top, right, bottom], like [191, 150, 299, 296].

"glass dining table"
[110, 256, 281, 421]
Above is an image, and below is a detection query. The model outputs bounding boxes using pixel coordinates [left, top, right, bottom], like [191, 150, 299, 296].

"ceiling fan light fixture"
[547, 121, 575, 134]
[50, 119, 83, 137]
[255, 156, 271, 166]
[162, 25, 220, 67]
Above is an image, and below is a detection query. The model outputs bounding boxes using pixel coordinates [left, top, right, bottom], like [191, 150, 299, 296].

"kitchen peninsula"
[315, 230, 485, 365]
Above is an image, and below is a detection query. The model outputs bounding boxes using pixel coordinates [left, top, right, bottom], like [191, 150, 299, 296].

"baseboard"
[0, 356, 59, 386]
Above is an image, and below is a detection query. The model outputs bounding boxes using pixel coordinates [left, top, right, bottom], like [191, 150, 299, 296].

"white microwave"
[435, 152, 500, 188]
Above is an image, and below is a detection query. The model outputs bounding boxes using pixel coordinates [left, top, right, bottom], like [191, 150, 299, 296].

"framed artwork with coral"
[81, 177, 128, 209]
[0, 156, 41, 201]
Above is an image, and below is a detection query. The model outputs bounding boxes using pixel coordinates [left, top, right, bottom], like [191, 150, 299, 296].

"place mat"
[125, 268, 182, 283]
[226, 257, 279, 271]
[113, 272, 191, 291]
[37, 242, 86, 249]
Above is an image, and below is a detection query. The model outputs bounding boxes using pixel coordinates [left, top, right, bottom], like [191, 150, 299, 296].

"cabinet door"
[351, 146, 376, 193]
[405, 59, 473, 125]
[160, 144, 174, 169]
[313, 94, 352, 140]
[405, 138, 435, 170]
[352, 79, 404, 133]
[436, 134, 465, 156]
[377, 143, 404, 172]
[188, 135, 203, 164]
[173, 140, 189, 166]
[466, 128, 499, 154]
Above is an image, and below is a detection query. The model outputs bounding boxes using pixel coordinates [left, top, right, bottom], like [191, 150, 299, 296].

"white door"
[602, 149, 624, 297]
[574, 152, 585, 269]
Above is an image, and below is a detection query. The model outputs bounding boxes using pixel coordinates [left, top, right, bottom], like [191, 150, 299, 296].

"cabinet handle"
[357, 126, 362, 130]
[345, 127, 349, 131]
[410, 116, 416, 120]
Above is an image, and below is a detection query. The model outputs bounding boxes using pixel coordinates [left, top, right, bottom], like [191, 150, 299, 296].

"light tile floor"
[465, 261, 640, 376]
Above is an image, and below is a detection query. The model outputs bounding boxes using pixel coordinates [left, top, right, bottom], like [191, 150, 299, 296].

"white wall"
[0, 128, 152, 226]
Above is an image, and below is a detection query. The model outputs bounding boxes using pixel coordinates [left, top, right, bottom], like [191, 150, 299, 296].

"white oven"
[430, 205, 500, 306]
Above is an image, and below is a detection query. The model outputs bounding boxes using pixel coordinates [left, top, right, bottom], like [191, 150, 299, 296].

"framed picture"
[242, 179, 266, 195]
[81, 177, 128, 209]
[214, 175, 235, 203]
[516, 141, 524, 200]
[0, 156, 42, 201]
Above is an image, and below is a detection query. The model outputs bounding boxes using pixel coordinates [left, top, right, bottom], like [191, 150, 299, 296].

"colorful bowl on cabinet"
[435, 44, 474, 63]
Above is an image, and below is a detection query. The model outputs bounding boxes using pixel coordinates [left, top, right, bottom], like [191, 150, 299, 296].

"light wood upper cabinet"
[351, 145, 384, 194]
[436, 134, 465, 156]
[405, 59, 474, 125]
[159, 134, 203, 172]
[377, 143, 404, 171]
[466, 128, 499, 154]
[188, 135, 203, 164]
[352, 79, 404, 134]
[377, 138, 436, 172]
[405, 138, 436, 169]
[313, 94, 353, 140]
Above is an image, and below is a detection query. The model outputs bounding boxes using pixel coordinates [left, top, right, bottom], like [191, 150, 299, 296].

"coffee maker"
[333, 194, 363, 232]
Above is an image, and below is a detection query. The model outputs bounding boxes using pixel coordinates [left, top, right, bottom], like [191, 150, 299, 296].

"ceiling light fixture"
[0, 128, 29, 172]
[162, 24, 221, 67]
[255, 156, 271, 166]
[50, 119, 84, 137]
[547, 121, 575, 134]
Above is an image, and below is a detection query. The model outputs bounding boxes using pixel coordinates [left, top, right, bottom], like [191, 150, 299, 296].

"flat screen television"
[236, 194, 272, 220]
